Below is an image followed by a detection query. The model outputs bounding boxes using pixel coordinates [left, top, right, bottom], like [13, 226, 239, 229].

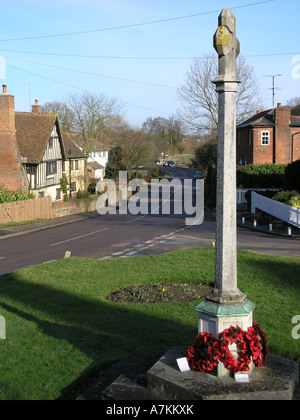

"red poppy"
[246, 327, 256, 341]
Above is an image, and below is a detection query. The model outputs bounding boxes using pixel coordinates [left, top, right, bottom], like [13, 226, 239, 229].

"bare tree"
[285, 97, 300, 107]
[42, 101, 74, 131]
[177, 54, 262, 135]
[43, 92, 124, 156]
[66, 92, 124, 155]
[118, 128, 153, 175]
[141, 115, 186, 158]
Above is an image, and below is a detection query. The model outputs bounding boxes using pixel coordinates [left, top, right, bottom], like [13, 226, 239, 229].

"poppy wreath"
[187, 332, 220, 373]
[187, 323, 268, 374]
[219, 326, 254, 373]
[253, 322, 269, 367]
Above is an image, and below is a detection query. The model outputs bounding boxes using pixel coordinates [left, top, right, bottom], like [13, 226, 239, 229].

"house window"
[248, 129, 252, 146]
[56, 188, 61, 200]
[71, 182, 77, 192]
[47, 161, 57, 176]
[48, 138, 53, 149]
[72, 160, 79, 171]
[27, 165, 36, 174]
[261, 131, 270, 146]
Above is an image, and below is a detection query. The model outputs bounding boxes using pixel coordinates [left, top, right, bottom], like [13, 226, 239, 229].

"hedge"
[273, 190, 300, 209]
[0, 187, 36, 204]
[284, 160, 300, 192]
[236, 164, 286, 189]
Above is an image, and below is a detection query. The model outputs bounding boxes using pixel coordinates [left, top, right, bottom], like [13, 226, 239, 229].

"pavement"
[0, 211, 100, 240]
[237, 211, 300, 239]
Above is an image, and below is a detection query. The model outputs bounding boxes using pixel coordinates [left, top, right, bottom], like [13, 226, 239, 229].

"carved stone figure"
[213, 8, 240, 80]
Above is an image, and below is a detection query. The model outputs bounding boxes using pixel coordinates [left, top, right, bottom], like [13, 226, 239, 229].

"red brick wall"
[0, 94, 15, 132]
[236, 127, 253, 164]
[0, 90, 29, 192]
[252, 127, 274, 164]
[291, 129, 300, 162]
[275, 107, 292, 164]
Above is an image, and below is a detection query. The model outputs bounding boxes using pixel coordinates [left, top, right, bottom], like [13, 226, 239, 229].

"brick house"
[236, 103, 300, 165]
[0, 86, 86, 200]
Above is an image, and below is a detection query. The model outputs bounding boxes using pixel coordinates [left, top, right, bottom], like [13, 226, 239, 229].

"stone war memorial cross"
[195, 8, 256, 377]
[148, 10, 298, 398]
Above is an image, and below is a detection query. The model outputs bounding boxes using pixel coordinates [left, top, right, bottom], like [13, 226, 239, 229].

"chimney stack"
[0, 85, 29, 192]
[32, 99, 41, 114]
[0, 85, 15, 132]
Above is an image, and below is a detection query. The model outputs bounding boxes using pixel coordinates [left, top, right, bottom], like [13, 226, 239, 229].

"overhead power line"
[6, 64, 170, 116]
[0, 1, 275, 42]
[5, 55, 176, 89]
[0, 48, 195, 59]
[1, 48, 298, 60]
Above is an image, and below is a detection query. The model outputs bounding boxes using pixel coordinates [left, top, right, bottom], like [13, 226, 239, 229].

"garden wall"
[52, 196, 99, 218]
[0, 197, 54, 224]
[0, 191, 127, 224]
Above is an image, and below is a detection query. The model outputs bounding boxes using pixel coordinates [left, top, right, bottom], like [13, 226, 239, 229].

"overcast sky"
[0, 0, 298, 127]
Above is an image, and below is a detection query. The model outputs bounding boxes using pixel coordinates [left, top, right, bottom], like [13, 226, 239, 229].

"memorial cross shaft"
[208, 8, 246, 305]
[195, 9, 255, 377]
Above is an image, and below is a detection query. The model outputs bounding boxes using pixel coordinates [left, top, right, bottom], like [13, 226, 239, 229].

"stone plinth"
[196, 299, 255, 376]
[196, 299, 255, 335]
[147, 347, 299, 400]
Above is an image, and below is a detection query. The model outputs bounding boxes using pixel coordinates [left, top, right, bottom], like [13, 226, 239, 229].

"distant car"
[167, 160, 176, 167]
[194, 170, 203, 180]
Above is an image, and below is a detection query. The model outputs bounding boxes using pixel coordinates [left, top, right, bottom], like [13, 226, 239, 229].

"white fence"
[251, 192, 300, 229]
[237, 189, 280, 204]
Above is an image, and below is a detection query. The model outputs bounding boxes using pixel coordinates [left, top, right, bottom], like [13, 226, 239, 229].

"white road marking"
[125, 215, 147, 224]
[175, 234, 200, 241]
[50, 228, 109, 247]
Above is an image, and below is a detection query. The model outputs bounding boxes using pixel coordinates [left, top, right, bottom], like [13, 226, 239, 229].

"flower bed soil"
[106, 283, 213, 304]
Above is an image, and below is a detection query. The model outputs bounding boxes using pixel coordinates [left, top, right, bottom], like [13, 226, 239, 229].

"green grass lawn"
[0, 248, 299, 400]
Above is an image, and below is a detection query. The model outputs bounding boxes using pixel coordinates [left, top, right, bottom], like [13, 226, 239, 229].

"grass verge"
[0, 247, 299, 400]
[0, 219, 46, 229]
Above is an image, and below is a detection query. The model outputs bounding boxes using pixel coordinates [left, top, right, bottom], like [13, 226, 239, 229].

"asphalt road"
[0, 167, 299, 276]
